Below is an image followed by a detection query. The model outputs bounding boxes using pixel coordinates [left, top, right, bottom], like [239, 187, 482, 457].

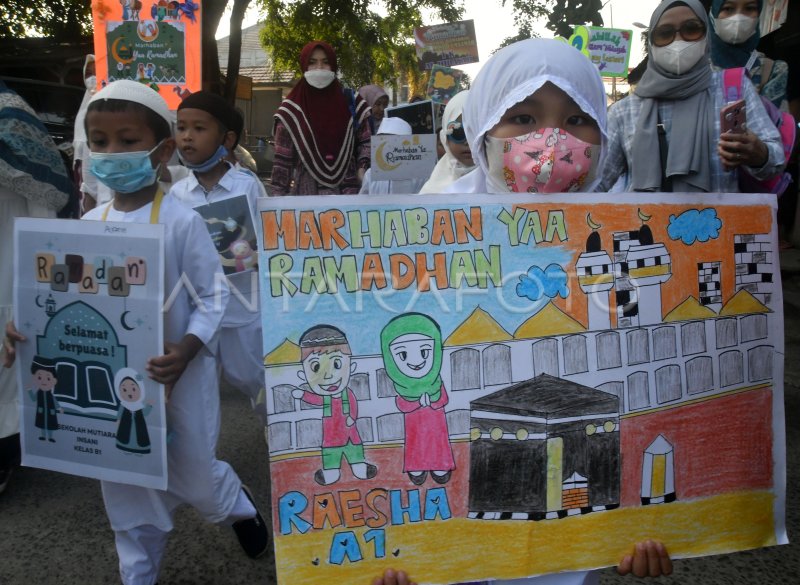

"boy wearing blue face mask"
[80, 80, 270, 583]
[169, 92, 267, 418]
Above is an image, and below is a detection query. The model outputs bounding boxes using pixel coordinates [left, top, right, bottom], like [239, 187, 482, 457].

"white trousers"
[113, 489, 256, 585]
[101, 350, 254, 584]
[218, 319, 264, 402]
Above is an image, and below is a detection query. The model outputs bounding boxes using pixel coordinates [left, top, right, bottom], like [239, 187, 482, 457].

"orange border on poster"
[91, 0, 202, 110]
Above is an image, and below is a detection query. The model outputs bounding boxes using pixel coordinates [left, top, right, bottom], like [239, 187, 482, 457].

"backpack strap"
[756, 57, 774, 93]
[722, 67, 747, 103]
[657, 111, 672, 192]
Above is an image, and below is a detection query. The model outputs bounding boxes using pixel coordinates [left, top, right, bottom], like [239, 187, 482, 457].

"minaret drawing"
[625, 224, 672, 326]
[613, 230, 641, 328]
[576, 227, 614, 331]
[698, 261, 723, 313]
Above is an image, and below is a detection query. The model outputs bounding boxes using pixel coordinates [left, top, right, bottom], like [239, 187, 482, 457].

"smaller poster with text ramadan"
[258, 192, 787, 585]
[13, 218, 167, 490]
[91, 0, 202, 109]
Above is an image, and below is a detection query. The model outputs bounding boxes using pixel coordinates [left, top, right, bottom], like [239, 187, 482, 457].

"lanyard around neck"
[101, 188, 164, 224]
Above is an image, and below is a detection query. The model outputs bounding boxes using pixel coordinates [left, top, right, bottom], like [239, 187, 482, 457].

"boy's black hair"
[178, 91, 244, 147]
[86, 98, 172, 142]
[30, 355, 57, 376]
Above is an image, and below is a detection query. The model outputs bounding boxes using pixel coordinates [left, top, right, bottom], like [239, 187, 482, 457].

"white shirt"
[83, 194, 228, 348]
[169, 164, 265, 326]
[358, 168, 427, 195]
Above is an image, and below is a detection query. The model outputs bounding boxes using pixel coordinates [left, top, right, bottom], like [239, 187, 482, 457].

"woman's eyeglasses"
[651, 19, 706, 47]
[446, 121, 467, 144]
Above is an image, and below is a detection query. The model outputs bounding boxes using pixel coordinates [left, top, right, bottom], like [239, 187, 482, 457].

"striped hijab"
[274, 42, 370, 188]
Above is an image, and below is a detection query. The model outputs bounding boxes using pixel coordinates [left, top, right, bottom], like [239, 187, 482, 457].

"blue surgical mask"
[178, 144, 229, 173]
[89, 141, 164, 194]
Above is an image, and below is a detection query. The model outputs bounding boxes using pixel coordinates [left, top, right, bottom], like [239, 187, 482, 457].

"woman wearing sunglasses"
[419, 90, 476, 193]
[596, 0, 784, 193]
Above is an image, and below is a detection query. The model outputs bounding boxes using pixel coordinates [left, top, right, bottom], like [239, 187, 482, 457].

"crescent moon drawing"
[35, 294, 44, 308]
[586, 213, 602, 230]
[638, 208, 652, 222]
[120, 311, 135, 331]
[375, 142, 402, 172]
[111, 37, 135, 65]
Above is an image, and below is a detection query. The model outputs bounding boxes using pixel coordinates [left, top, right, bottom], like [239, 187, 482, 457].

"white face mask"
[84, 75, 97, 93]
[651, 39, 708, 75]
[304, 69, 336, 89]
[713, 14, 758, 45]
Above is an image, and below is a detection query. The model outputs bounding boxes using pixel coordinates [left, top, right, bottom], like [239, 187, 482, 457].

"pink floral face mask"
[485, 128, 599, 193]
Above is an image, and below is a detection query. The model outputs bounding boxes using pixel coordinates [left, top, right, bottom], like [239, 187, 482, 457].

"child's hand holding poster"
[13, 218, 167, 489]
[258, 193, 786, 585]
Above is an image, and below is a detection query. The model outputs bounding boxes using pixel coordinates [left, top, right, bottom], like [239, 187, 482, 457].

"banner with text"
[91, 0, 202, 109]
[414, 20, 479, 70]
[370, 134, 438, 182]
[14, 218, 167, 489]
[258, 193, 786, 585]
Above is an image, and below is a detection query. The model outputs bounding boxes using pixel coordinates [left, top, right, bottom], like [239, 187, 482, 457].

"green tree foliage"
[258, 0, 463, 90]
[0, 0, 92, 41]
[498, 0, 604, 48]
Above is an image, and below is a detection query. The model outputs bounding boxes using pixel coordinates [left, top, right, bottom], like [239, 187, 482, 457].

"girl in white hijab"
[372, 39, 673, 585]
[113, 368, 153, 455]
[419, 90, 476, 193]
[443, 38, 608, 196]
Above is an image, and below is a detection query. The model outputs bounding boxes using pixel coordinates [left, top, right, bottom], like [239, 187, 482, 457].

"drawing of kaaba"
[468, 373, 620, 521]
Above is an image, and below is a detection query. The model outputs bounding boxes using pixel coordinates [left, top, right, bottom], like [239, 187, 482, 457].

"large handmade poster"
[91, 0, 202, 109]
[258, 193, 787, 585]
[14, 218, 167, 490]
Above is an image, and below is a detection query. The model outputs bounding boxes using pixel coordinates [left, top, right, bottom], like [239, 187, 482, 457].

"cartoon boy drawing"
[114, 368, 153, 455]
[292, 325, 377, 486]
[27, 356, 63, 442]
[380, 313, 455, 485]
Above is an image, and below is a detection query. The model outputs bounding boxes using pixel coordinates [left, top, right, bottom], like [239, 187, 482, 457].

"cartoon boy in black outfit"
[27, 356, 62, 442]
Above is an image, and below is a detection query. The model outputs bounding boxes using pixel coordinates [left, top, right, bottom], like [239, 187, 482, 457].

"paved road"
[2, 269, 799, 585]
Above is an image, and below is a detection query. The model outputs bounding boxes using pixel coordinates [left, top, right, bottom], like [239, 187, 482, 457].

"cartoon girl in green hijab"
[380, 313, 455, 485]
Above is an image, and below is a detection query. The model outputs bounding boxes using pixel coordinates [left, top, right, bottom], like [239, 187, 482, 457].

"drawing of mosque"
[263, 225, 777, 514]
[36, 301, 126, 419]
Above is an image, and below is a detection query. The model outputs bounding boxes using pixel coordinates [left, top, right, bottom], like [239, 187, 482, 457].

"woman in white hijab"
[113, 368, 153, 455]
[444, 38, 608, 196]
[419, 90, 475, 193]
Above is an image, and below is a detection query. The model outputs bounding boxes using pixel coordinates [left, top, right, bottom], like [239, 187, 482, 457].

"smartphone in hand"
[720, 99, 746, 134]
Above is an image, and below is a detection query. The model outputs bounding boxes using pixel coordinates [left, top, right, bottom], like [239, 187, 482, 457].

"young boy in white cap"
[168, 92, 266, 421]
[70, 80, 269, 583]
